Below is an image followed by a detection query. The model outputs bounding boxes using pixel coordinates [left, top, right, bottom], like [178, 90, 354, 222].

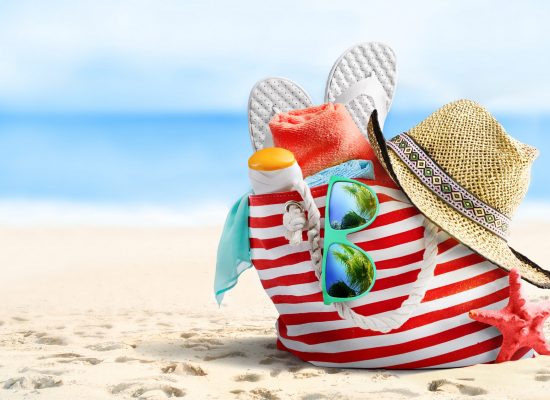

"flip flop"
[248, 77, 313, 151]
[325, 42, 397, 134]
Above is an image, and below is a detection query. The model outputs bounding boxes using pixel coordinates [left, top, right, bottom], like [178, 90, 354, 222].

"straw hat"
[367, 99, 550, 288]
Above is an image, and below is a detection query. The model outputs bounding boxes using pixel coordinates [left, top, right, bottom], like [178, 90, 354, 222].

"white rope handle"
[282, 202, 307, 246]
[284, 179, 439, 333]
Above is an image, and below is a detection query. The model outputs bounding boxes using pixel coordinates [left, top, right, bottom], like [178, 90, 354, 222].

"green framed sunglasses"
[321, 176, 380, 305]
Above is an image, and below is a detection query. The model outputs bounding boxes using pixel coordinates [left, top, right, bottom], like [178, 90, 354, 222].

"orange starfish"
[469, 268, 550, 363]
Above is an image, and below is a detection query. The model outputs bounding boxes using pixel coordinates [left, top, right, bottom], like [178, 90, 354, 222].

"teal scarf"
[214, 191, 252, 305]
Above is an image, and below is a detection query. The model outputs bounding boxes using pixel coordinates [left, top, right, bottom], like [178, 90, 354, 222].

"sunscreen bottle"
[248, 147, 304, 194]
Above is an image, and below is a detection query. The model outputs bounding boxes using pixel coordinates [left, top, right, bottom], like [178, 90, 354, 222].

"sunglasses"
[322, 176, 379, 305]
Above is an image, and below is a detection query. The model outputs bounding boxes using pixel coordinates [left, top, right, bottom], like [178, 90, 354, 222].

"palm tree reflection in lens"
[326, 243, 375, 298]
[330, 183, 377, 230]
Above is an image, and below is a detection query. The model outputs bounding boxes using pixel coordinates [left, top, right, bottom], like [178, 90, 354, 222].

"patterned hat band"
[387, 133, 511, 240]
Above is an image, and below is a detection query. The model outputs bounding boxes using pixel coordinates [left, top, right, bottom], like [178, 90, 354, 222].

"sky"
[0, 0, 549, 114]
[0, 1, 549, 225]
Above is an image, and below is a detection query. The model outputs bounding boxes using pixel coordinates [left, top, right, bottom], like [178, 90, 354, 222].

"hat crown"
[406, 100, 538, 217]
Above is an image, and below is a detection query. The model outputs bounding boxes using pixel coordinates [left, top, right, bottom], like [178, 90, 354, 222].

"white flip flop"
[325, 42, 397, 134]
[248, 77, 313, 151]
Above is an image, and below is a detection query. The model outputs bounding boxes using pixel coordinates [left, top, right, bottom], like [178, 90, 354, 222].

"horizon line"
[0, 198, 548, 227]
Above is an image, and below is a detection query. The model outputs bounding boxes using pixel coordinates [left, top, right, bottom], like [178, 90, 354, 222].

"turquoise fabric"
[214, 159, 375, 304]
[214, 192, 252, 305]
[305, 159, 373, 187]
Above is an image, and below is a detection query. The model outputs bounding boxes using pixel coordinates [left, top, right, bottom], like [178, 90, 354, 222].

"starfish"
[469, 268, 550, 363]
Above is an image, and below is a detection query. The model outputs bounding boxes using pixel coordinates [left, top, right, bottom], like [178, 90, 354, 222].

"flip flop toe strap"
[334, 74, 389, 128]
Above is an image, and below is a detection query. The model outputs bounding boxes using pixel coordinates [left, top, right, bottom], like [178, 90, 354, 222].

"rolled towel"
[268, 103, 388, 180]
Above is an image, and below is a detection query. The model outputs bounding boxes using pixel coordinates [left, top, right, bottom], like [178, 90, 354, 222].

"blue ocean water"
[0, 111, 548, 214]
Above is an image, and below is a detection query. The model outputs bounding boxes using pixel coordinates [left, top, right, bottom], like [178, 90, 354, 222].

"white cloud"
[0, 0, 549, 112]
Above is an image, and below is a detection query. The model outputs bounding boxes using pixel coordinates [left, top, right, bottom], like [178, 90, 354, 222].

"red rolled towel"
[268, 103, 388, 180]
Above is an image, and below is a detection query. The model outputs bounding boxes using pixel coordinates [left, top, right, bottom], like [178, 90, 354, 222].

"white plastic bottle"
[248, 147, 304, 194]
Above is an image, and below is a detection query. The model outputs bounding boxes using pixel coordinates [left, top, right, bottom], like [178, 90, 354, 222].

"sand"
[1, 223, 550, 399]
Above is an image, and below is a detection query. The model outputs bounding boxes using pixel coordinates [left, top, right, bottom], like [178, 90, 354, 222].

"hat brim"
[367, 110, 550, 289]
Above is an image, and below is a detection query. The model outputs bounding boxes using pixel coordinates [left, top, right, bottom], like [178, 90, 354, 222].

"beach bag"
[248, 177, 533, 369]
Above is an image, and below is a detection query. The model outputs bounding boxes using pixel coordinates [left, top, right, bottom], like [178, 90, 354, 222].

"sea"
[0, 111, 548, 226]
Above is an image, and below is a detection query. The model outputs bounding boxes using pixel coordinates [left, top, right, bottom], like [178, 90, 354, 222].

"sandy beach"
[1, 223, 550, 399]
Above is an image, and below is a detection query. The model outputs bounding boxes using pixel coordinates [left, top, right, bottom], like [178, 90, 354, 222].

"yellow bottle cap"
[248, 147, 296, 171]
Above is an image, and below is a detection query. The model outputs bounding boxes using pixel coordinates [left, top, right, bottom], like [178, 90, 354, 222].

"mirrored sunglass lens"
[324, 243, 375, 299]
[328, 182, 377, 230]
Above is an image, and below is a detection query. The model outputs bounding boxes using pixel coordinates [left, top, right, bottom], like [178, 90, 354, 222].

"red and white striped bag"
[249, 178, 533, 369]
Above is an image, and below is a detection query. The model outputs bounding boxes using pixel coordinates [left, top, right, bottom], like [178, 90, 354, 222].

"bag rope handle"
[283, 179, 439, 334]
